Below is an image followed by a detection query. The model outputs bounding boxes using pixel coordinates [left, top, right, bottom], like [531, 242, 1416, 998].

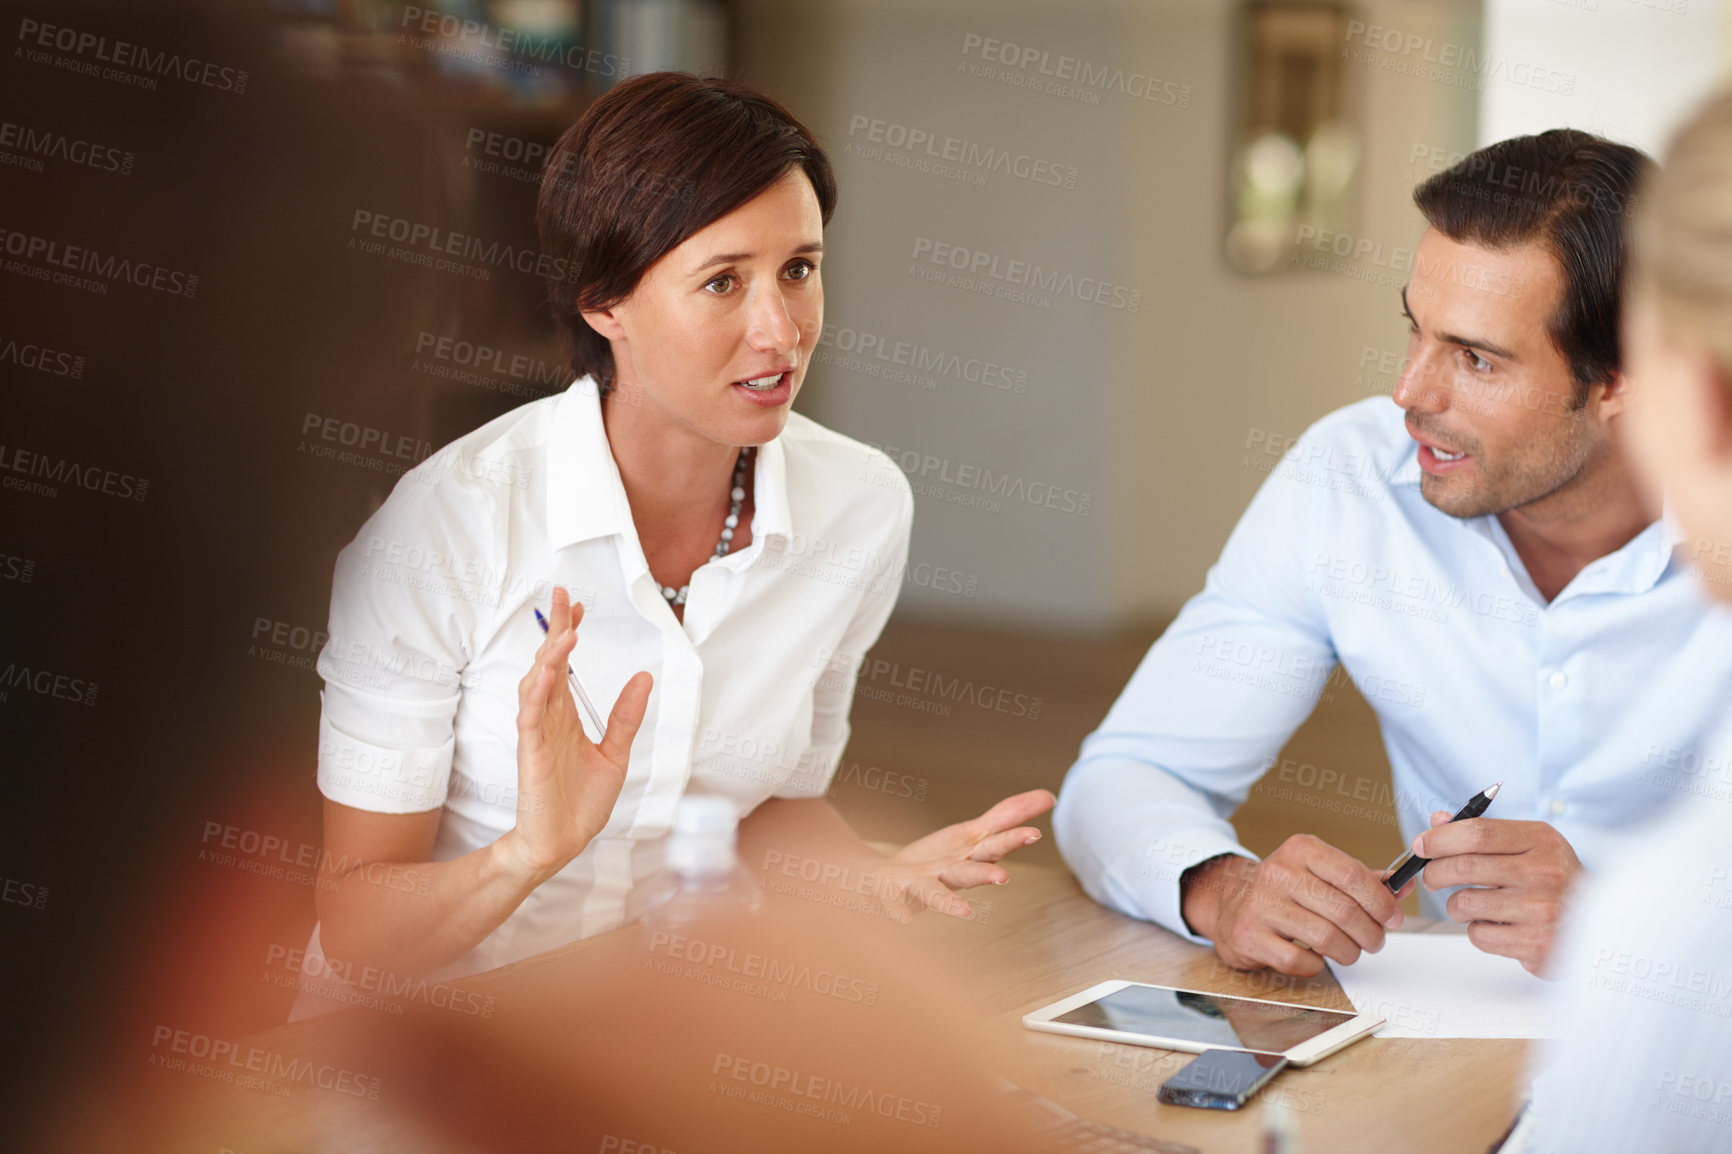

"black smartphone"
[1157, 1049, 1289, 1110]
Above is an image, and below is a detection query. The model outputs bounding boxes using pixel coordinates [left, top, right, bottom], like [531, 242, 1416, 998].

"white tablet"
[1022, 980, 1383, 1067]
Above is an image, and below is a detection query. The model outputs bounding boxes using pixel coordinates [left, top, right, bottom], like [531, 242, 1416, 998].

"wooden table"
[929, 858, 1529, 1153]
[109, 856, 1528, 1154]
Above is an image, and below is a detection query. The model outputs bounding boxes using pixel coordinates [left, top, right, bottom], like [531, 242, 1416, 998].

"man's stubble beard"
[1419, 411, 1597, 521]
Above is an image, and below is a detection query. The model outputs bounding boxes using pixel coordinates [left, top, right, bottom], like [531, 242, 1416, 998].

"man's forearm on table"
[1054, 757, 1253, 937]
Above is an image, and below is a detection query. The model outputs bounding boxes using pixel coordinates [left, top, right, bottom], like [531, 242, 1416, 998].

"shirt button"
[1549, 798, 1567, 816]
[1548, 671, 1568, 690]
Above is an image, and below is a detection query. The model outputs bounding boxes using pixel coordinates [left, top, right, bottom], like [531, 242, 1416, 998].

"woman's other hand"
[873, 788, 1056, 921]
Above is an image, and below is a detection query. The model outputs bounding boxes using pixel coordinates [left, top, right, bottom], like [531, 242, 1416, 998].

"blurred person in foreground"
[1519, 89, 1732, 1154]
[295, 72, 1051, 1013]
[1056, 129, 1732, 979]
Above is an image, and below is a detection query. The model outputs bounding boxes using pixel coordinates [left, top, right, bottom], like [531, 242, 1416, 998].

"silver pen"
[532, 607, 606, 737]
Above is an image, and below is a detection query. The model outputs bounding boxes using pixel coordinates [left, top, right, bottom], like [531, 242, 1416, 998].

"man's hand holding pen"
[1185, 779, 1583, 979]
[1392, 813, 1584, 976]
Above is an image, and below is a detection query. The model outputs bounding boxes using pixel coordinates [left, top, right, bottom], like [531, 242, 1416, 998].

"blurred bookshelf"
[263, 0, 732, 455]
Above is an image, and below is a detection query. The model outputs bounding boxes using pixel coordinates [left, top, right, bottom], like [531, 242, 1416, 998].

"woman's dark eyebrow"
[691, 241, 824, 274]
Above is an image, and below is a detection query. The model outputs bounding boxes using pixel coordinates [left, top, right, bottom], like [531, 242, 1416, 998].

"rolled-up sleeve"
[1055, 455, 1338, 941]
[314, 475, 491, 815]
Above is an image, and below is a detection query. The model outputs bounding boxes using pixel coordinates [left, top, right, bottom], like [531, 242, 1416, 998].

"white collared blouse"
[311, 376, 913, 975]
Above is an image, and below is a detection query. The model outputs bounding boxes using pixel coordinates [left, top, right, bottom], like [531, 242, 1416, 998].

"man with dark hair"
[1055, 129, 1732, 978]
[1411, 130, 1640, 407]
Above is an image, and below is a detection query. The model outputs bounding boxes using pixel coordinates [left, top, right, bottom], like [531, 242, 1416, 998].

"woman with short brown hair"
[294, 74, 1050, 1012]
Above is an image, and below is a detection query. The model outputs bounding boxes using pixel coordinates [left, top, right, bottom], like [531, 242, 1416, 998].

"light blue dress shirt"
[1054, 396, 1732, 941]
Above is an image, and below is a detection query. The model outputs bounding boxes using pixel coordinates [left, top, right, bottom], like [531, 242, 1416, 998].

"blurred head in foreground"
[1622, 90, 1732, 597]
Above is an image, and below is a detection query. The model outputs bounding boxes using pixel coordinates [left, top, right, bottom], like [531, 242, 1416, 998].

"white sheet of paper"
[1326, 932, 1553, 1039]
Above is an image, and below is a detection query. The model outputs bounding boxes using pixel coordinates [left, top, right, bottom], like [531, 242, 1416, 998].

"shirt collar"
[1458, 498, 1679, 600]
[1654, 497, 1689, 581]
[546, 378, 632, 552]
[544, 376, 796, 552]
[1388, 430, 1680, 595]
[751, 431, 793, 546]
[1563, 513, 1679, 596]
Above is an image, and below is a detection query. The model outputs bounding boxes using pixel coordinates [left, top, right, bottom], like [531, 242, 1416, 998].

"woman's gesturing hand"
[503, 586, 653, 883]
[871, 788, 1056, 921]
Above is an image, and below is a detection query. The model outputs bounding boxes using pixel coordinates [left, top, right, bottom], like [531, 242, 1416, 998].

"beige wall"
[736, 0, 1478, 631]
[1109, 0, 1479, 623]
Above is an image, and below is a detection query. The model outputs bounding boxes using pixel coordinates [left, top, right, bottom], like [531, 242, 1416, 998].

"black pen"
[1383, 781, 1501, 893]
